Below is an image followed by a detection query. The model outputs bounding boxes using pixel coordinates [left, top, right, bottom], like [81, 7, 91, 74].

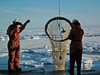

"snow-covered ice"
[0, 26, 100, 72]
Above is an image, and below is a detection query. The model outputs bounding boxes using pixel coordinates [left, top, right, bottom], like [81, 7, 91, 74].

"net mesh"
[48, 20, 70, 40]
[45, 17, 71, 71]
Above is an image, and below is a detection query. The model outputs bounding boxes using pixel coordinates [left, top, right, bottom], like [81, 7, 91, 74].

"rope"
[58, 0, 61, 17]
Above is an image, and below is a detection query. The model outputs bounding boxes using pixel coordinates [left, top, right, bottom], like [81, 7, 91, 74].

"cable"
[58, 0, 61, 17]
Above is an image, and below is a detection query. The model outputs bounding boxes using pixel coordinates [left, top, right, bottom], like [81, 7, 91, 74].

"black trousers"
[70, 49, 82, 75]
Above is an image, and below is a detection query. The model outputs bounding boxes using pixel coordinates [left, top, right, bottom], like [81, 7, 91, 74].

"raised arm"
[20, 20, 30, 32]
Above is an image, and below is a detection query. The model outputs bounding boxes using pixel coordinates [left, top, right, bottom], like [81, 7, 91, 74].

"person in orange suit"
[7, 19, 30, 74]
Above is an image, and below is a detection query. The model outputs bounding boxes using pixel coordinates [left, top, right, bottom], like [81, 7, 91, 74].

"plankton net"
[45, 0, 72, 71]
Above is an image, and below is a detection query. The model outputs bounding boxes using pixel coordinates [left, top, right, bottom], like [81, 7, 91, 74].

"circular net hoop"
[45, 17, 72, 42]
[45, 17, 72, 70]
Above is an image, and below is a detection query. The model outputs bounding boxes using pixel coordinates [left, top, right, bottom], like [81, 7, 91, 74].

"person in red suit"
[7, 19, 30, 74]
[68, 19, 84, 75]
